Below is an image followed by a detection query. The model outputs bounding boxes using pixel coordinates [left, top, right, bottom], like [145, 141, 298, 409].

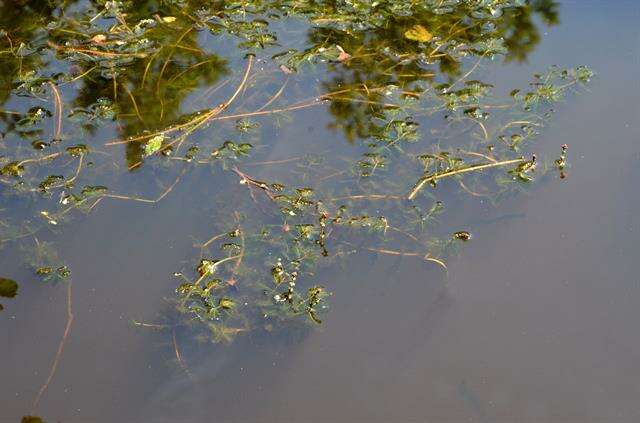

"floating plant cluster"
[0, 0, 591, 346]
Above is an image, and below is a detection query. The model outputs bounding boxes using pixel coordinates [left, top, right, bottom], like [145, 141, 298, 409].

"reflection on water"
[1, 0, 639, 421]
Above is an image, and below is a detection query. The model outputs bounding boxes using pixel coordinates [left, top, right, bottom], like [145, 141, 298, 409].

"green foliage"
[35, 266, 72, 283]
[144, 135, 165, 157]
[24, 241, 72, 284]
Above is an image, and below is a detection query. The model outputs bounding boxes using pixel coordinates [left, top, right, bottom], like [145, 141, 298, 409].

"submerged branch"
[103, 168, 185, 204]
[48, 82, 63, 141]
[407, 157, 526, 200]
[32, 280, 74, 412]
[172, 329, 193, 379]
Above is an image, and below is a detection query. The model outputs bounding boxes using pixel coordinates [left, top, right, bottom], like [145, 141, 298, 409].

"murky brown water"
[2, 1, 640, 422]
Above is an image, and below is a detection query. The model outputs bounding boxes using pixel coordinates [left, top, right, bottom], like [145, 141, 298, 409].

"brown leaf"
[91, 34, 107, 44]
[279, 64, 294, 74]
[336, 45, 351, 62]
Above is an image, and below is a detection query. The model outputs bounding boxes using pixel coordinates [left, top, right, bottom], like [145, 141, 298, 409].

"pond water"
[1, 1, 639, 422]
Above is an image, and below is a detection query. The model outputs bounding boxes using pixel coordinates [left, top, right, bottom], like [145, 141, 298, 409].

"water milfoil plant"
[0, 0, 591, 351]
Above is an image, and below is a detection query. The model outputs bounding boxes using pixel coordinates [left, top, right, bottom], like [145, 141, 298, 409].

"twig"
[245, 156, 301, 167]
[47, 41, 147, 58]
[32, 280, 74, 412]
[457, 149, 497, 163]
[104, 84, 384, 147]
[48, 82, 63, 141]
[423, 253, 448, 272]
[407, 157, 525, 200]
[17, 152, 63, 167]
[328, 194, 402, 202]
[120, 55, 255, 169]
[365, 246, 421, 257]
[103, 167, 185, 203]
[228, 212, 244, 286]
[232, 166, 274, 200]
[168, 58, 219, 83]
[388, 226, 421, 245]
[60, 66, 97, 85]
[172, 329, 193, 379]
[458, 180, 489, 197]
[124, 84, 144, 123]
[156, 27, 194, 95]
[197, 231, 228, 250]
[37, 154, 83, 192]
[256, 78, 289, 112]
[466, 117, 489, 140]
[168, 54, 254, 154]
[131, 320, 170, 329]
[141, 48, 162, 88]
[449, 51, 488, 90]
[364, 247, 448, 271]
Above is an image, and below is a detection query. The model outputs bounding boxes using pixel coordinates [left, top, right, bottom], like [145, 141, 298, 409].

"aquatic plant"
[0, 276, 19, 311]
[0, 0, 591, 349]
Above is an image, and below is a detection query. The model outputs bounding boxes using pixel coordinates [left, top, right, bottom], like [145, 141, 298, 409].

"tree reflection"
[309, 0, 561, 141]
[0, 0, 560, 158]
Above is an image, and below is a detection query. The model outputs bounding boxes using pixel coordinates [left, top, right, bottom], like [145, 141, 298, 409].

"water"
[2, 1, 640, 421]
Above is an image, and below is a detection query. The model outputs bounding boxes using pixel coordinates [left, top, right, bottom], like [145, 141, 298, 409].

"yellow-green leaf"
[144, 134, 164, 156]
[404, 25, 432, 42]
[0, 277, 18, 298]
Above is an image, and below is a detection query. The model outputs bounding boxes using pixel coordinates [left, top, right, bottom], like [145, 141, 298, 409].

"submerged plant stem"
[49, 82, 63, 141]
[32, 280, 73, 412]
[172, 329, 192, 379]
[104, 167, 186, 203]
[407, 157, 526, 200]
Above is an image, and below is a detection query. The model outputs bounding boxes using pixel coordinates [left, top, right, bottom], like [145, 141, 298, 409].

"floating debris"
[453, 231, 472, 241]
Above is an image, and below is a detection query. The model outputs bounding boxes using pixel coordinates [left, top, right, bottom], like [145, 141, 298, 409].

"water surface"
[2, 1, 640, 422]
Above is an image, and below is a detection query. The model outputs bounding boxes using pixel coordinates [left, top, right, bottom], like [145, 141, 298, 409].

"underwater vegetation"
[0, 0, 591, 360]
[0, 276, 19, 311]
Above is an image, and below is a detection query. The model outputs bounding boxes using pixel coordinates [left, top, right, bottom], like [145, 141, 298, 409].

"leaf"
[0, 277, 18, 298]
[0, 161, 25, 177]
[144, 134, 164, 156]
[81, 185, 108, 197]
[404, 25, 433, 42]
[91, 34, 107, 44]
[453, 231, 471, 241]
[197, 259, 217, 276]
[162, 16, 177, 23]
[66, 144, 89, 157]
[218, 297, 235, 310]
[336, 45, 351, 62]
[279, 64, 294, 74]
